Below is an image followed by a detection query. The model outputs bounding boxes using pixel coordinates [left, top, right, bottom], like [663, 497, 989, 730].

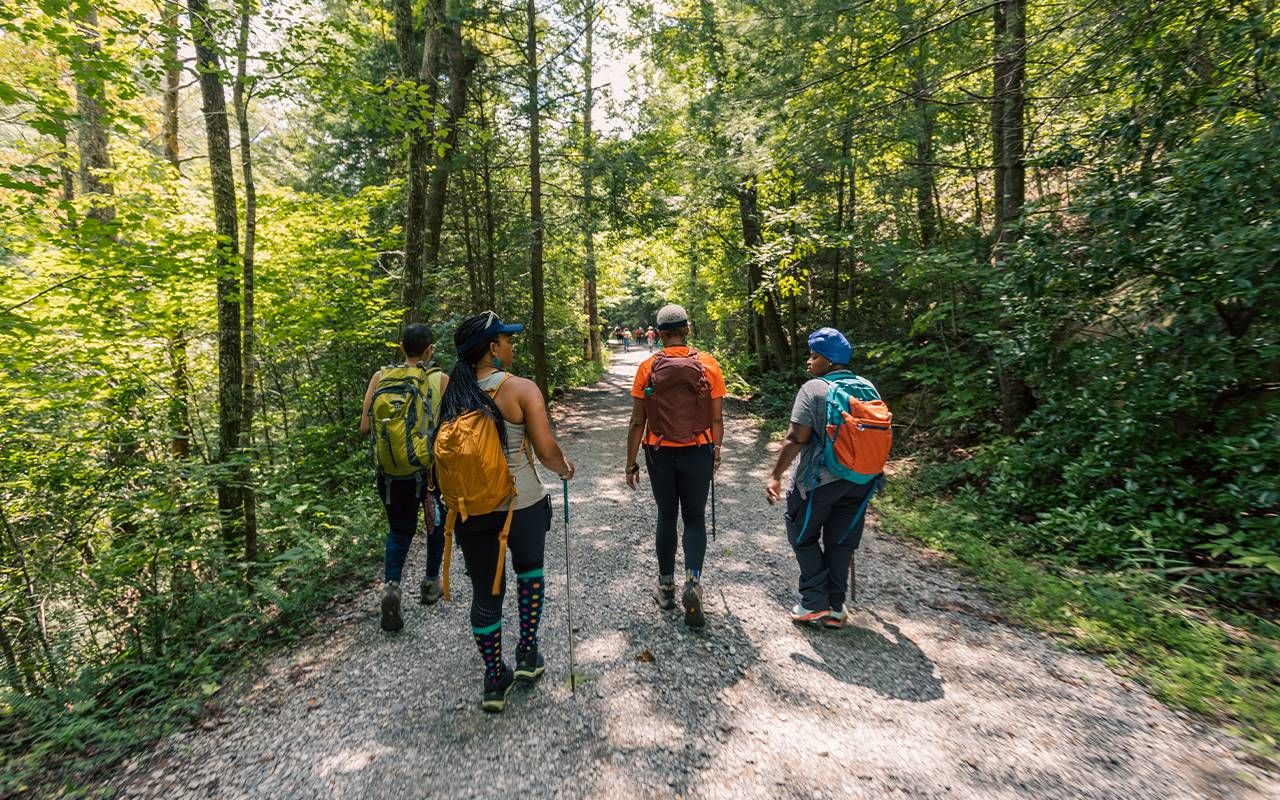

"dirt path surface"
[109, 350, 1276, 799]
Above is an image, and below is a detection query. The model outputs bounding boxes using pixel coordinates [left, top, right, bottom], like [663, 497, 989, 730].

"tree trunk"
[582, 0, 601, 365]
[997, 0, 1026, 250]
[478, 92, 498, 310]
[189, 0, 244, 542]
[832, 121, 850, 328]
[421, 4, 475, 310]
[393, 0, 440, 325]
[991, 0, 1007, 243]
[163, 1, 181, 171]
[234, 0, 258, 562]
[461, 171, 480, 311]
[163, 0, 191, 460]
[73, 4, 114, 228]
[527, 0, 548, 395]
[736, 177, 790, 369]
[915, 39, 937, 248]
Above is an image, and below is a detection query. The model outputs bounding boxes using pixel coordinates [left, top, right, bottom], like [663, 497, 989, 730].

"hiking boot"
[790, 604, 829, 624]
[419, 576, 442, 606]
[514, 648, 546, 683]
[653, 578, 676, 610]
[380, 581, 403, 632]
[481, 665, 515, 713]
[682, 579, 705, 628]
[823, 606, 848, 629]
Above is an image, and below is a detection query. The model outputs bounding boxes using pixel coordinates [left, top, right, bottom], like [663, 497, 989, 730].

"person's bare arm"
[625, 397, 647, 488]
[517, 379, 574, 479]
[765, 421, 812, 504]
[359, 371, 380, 436]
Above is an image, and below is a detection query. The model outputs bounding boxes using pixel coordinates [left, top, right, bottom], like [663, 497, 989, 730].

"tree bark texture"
[914, 40, 937, 248]
[582, 0, 601, 365]
[737, 177, 791, 370]
[189, 0, 245, 541]
[991, 0, 1007, 242]
[73, 4, 114, 227]
[997, 0, 1027, 250]
[393, 0, 440, 326]
[163, 0, 192, 460]
[527, 0, 548, 396]
[421, 4, 475, 310]
[234, 0, 258, 561]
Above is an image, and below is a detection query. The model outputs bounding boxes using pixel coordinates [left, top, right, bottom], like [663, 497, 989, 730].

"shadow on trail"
[790, 612, 944, 702]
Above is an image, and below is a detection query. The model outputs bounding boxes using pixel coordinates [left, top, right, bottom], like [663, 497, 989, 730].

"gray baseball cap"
[656, 303, 689, 330]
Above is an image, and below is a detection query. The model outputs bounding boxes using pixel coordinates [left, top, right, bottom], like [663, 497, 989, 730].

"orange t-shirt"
[631, 346, 726, 447]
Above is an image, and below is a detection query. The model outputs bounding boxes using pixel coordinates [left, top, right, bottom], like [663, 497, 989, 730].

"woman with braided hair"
[437, 311, 575, 713]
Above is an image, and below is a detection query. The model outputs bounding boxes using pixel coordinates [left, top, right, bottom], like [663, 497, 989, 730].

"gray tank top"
[477, 371, 547, 510]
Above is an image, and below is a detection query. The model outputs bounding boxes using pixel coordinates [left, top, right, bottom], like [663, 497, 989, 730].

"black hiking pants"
[455, 495, 551, 630]
[377, 473, 444, 584]
[785, 479, 875, 612]
[644, 444, 713, 577]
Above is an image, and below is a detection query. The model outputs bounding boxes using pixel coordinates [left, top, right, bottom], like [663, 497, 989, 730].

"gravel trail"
[108, 349, 1277, 799]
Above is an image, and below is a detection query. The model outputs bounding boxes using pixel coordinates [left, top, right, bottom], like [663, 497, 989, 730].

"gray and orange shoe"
[790, 604, 828, 625]
[823, 606, 848, 629]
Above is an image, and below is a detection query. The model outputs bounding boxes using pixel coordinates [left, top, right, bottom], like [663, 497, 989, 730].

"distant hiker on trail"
[625, 304, 725, 628]
[360, 323, 449, 632]
[765, 328, 892, 628]
[433, 312, 576, 713]
[622, 326, 632, 352]
[645, 326, 656, 352]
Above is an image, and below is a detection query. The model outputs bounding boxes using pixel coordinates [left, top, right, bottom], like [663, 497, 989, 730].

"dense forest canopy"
[1, 0, 1276, 788]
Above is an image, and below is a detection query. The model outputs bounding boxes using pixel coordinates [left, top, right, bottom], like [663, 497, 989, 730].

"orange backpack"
[432, 374, 521, 601]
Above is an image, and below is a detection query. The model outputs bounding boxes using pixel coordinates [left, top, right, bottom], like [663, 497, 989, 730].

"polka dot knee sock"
[472, 621, 503, 683]
[516, 568, 544, 656]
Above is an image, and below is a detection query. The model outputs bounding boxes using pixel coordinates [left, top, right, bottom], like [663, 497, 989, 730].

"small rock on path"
[107, 349, 1276, 799]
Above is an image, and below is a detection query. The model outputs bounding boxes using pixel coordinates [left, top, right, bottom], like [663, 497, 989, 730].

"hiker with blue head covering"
[765, 327, 892, 628]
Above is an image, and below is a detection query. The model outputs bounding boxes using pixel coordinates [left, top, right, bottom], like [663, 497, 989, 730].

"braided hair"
[436, 313, 508, 450]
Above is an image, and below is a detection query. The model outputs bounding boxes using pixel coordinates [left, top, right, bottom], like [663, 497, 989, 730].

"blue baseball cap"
[807, 327, 852, 365]
[456, 310, 525, 355]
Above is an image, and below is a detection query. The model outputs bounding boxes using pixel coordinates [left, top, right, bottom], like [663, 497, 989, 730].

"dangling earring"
[492, 356, 502, 370]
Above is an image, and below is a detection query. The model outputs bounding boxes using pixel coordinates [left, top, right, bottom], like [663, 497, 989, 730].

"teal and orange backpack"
[819, 371, 892, 484]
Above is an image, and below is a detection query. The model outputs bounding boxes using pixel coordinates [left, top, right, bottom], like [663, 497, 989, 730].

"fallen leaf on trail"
[635, 649, 655, 663]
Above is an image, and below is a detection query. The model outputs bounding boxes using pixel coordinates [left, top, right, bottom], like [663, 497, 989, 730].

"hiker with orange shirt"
[624, 304, 725, 627]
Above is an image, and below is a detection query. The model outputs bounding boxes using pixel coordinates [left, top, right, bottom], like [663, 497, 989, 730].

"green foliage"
[878, 470, 1280, 757]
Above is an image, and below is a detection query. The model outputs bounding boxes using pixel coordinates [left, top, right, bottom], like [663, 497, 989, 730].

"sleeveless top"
[477, 371, 547, 510]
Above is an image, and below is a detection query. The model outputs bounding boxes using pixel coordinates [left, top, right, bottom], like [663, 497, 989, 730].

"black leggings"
[644, 444, 713, 577]
[455, 495, 551, 629]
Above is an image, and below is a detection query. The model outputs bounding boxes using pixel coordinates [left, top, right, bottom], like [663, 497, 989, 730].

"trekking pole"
[710, 472, 717, 542]
[563, 479, 576, 695]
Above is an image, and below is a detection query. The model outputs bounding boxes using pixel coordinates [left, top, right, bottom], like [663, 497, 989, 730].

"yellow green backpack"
[368, 364, 444, 478]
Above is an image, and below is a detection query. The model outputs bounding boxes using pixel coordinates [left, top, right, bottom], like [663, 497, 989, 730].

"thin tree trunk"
[478, 93, 498, 310]
[462, 171, 480, 311]
[527, 0, 548, 395]
[915, 38, 937, 248]
[0, 504, 59, 688]
[997, 0, 1026, 250]
[234, 0, 258, 562]
[582, 0, 601, 365]
[393, 0, 440, 325]
[162, 2, 192, 460]
[422, 3, 474, 311]
[189, 0, 245, 542]
[737, 177, 791, 369]
[991, 0, 1007, 245]
[832, 121, 850, 328]
[73, 4, 114, 228]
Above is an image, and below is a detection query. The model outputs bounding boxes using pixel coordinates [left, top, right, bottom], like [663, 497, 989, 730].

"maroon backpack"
[643, 351, 713, 444]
